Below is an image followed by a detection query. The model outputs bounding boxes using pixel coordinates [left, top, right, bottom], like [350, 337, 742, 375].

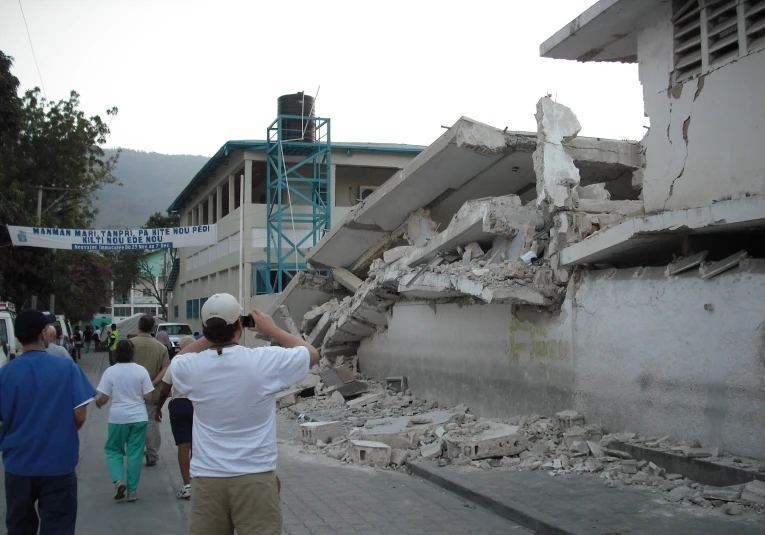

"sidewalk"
[408, 461, 765, 535]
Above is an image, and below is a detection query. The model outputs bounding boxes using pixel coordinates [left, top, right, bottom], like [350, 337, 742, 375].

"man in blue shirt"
[0, 309, 97, 535]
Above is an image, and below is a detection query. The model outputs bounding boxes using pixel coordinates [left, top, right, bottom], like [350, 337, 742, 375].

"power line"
[18, 0, 46, 98]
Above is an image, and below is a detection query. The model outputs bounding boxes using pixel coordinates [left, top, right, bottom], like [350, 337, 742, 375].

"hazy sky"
[0, 0, 646, 156]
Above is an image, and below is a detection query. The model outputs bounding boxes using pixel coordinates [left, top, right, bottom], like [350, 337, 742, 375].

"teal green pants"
[104, 422, 148, 492]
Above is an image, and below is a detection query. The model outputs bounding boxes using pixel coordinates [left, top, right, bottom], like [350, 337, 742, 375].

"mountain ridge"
[94, 149, 209, 229]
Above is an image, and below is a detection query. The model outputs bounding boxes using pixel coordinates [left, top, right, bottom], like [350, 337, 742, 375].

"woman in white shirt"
[95, 340, 154, 502]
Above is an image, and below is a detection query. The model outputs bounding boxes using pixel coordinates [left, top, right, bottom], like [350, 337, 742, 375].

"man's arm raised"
[250, 309, 320, 367]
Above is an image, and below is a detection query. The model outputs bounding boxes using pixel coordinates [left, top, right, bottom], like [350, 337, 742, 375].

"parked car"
[154, 323, 193, 355]
[0, 302, 22, 361]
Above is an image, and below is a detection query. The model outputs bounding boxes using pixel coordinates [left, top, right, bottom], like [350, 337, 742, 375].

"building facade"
[167, 140, 422, 333]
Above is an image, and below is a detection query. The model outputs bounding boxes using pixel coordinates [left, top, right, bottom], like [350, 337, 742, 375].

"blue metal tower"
[265, 114, 331, 292]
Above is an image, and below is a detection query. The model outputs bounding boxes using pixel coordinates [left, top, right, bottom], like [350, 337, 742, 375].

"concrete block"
[332, 268, 362, 293]
[300, 421, 345, 445]
[587, 441, 604, 457]
[556, 410, 585, 428]
[321, 344, 359, 360]
[276, 389, 301, 409]
[346, 392, 384, 409]
[385, 376, 408, 393]
[462, 242, 484, 264]
[666, 251, 708, 276]
[444, 422, 526, 461]
[742, 480, 765, 504]
[326, 391, 346, 407]
[420, 440, 443, 459]
[665, 486, 694, 503]
[647, 462, 666, 478]
[571, 440, 589, 455]
[699, 250, 748, 280]
[702, 486, 743, 502]
[391, 448, 410, 467]
[350, 440, 391, 467]
[576, 183, 610, 201]
[622, 460, 637, 474]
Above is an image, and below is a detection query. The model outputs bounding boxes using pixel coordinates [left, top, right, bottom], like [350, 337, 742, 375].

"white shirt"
[46, 343, 70, 359]
[96, 363, 154, 424]
[170, 345, 309, 477]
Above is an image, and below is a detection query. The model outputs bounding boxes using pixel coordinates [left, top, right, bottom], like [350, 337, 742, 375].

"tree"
[54, 251, 113, 323]
[0, 51, 120, 314]
[106, 212, 180, 319]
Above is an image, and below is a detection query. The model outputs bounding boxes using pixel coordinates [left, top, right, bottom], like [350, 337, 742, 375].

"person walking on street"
[156, 335, 195, 499]
[108, 324, 120, 366]
[131, 315, 169, 467]
[94, 326, 102, 350]
[95, 340, 154, 503]
[72, 326, 83, 361]
[0, 310, 97, 535]
[171, 293, 319, 535]
[155, 325, 172, 357]
[84, 326, 93, 353]
[44, 325, 71, 359]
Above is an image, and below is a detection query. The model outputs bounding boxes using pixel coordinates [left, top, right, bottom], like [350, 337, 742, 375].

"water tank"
[277, 92, 316, 142]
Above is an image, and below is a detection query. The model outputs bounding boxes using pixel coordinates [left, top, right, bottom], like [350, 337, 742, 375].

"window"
[200, 297, 208, 313]
[192, 299, 200, 319]
[174, 305, 179, 319]
[113, 306, 131, 317]
[133, 306, 156, 316]
[186, 300, 193, 318]
[218, 237, 229, 257]
[0, 320, 8, 345]
[673, 0, 765, 82]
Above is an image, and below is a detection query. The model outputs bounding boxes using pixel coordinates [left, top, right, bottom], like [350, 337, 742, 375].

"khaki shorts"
[189, 472, 282, 535]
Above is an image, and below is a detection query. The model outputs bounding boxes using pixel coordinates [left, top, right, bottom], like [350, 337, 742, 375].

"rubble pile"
[278, 376, 765, 516]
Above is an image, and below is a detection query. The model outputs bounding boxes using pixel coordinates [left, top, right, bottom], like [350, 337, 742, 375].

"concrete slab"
[266, 272, 343, 333]
[349, 440, 391, 467]
[560, 196, 765, 266]
[666, 250, 708, 276]
[396, 195, 536, 269]
[306, 118, 522, 269]
[332, 268, 362, 293]
[398, 272, 548, 306]
[539, 0, 663, 63]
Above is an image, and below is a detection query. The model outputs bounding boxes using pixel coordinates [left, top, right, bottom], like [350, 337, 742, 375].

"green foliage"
[54, 251, 113, 323]
[0, 51, 119, 318]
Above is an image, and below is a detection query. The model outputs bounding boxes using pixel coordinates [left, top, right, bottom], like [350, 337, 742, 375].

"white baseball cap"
[201, 293, 243, 325]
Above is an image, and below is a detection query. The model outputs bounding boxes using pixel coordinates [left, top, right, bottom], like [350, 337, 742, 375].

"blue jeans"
[5, 471, 78, 535]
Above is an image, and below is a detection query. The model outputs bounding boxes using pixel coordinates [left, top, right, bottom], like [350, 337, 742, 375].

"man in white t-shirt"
[170, 293, 319, 535]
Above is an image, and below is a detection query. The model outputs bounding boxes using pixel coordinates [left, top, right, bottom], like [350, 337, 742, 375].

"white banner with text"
[7, 225, 217, 251]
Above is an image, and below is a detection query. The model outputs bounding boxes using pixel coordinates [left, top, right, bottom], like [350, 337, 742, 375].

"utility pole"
[34, 186, 83, 312]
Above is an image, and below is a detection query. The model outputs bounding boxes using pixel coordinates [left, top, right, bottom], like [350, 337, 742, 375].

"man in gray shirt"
[45, 325, 71, 358]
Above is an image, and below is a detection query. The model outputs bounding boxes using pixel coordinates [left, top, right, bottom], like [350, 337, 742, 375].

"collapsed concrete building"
[265, 0, 765, 462]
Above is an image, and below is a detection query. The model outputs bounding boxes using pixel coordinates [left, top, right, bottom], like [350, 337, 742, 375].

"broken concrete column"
[533, 97, 582, 210]
[405, 208, 438, 246]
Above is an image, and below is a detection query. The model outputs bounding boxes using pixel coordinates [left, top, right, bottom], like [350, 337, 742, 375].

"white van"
[0, 302, 22, 361]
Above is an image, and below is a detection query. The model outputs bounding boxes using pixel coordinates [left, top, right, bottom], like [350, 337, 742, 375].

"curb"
[407, 462, 575, 535]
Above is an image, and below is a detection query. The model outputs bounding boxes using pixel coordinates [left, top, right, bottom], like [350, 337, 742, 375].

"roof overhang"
[539, 0, 668, 63]
[561, 196, 765, 266]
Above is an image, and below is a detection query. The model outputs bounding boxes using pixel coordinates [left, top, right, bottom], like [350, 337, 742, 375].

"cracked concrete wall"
[573, 263, 765, 460]
[358, 300, 575, 418]
[638, 5, 765, 213]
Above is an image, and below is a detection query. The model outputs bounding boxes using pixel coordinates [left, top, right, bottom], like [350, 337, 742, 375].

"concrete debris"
[331, 268, 363, 293]
[742, 480, 765, 504]
[326, 391, 346, 407]
[665, 486, 694, 503]
[300, 421, 345, 445]
[420, 440, 443, 459]
[703, 486, 743, 502]
[390, 448, 409, 467]
[576, 183, 610, 201]
[385, 376, 408, 393]
[534, 97, 581, 210]
[699, 250, 748, 280]
[383, 246, 414, 265]
[405, 209, 439, 247]
[276, 389, 301, 409]
[444, 422, 527, 461]
[556, 410, 585, 428]
[350, 440, 391, 467]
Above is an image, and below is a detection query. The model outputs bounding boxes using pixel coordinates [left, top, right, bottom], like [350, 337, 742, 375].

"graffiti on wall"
[508, 317, 570, 366]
